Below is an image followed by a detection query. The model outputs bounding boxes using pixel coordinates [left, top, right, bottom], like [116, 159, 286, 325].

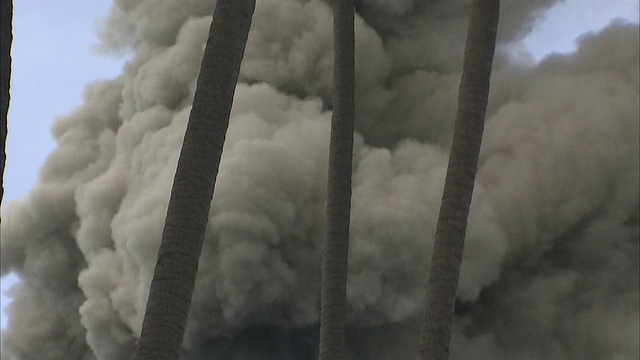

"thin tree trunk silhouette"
[318, 0, 355, 359]
[417, 1, 500, 359]
[1, 0, 12, 204]
[135, 1, 256, 359]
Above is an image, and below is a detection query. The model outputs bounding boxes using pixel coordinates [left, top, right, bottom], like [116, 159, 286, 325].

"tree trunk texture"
[135, 1, 255, 359]
[318, 0, 355, 359]
[1, 0, 12, 205]
[417, 1, 500, 359]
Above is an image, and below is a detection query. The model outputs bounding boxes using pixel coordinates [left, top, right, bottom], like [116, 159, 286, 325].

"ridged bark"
[318, 1, 355, 359]
[417, 1, 500, 359]
[1, 0, 11, 205]
[135, 1, 255, 359]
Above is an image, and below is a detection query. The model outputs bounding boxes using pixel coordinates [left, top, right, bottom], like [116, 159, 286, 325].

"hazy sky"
[1, 0, 638, 333]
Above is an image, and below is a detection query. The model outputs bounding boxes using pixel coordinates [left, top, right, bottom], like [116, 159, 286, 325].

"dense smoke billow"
[1, 0, 638, 359]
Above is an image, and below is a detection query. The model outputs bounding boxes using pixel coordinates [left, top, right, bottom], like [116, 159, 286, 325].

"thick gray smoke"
[1, 0, 638, 359]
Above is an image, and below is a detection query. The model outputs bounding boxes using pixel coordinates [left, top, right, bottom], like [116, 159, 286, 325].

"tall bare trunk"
[417, 1, 500, 359]
[318, 0, 355, 359]
[135, 1, 255, 359]
[1, 0, 12, 204]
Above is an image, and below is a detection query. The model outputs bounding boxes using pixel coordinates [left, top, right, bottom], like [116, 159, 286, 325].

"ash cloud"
[1, 0, 638, 359]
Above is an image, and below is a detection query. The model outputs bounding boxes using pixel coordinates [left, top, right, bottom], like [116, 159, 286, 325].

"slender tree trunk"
[318, 0, 355, 359]
[417, 1, 500, 359]
[1, 0, 12, 205]
[135, 1, 255, 359]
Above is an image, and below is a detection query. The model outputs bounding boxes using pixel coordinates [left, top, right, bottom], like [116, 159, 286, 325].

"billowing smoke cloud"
[1, 0, 638, 359]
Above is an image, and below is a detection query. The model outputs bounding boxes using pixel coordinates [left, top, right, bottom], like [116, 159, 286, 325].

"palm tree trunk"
[417, 1, 500, 359]
[1, 0, 12, 204]
[135, 1, 255, 359]
[318, 0, 355, 359]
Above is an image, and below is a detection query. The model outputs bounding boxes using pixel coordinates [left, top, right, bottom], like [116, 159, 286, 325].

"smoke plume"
[2, 0, 638, 359]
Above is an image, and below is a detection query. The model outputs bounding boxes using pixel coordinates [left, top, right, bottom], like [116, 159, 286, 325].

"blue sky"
[4, 0, 124, 204]
[1, 0, 638, 330]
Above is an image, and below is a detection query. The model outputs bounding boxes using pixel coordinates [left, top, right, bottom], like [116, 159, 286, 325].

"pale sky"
[1, 0, 638, 331]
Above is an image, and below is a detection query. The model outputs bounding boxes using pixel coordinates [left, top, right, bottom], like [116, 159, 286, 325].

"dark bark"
[135, 1, 256, 359]
[417, 1, 500, 359]
[318, 1, 355, 359]
[1, 0, 12, 205]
